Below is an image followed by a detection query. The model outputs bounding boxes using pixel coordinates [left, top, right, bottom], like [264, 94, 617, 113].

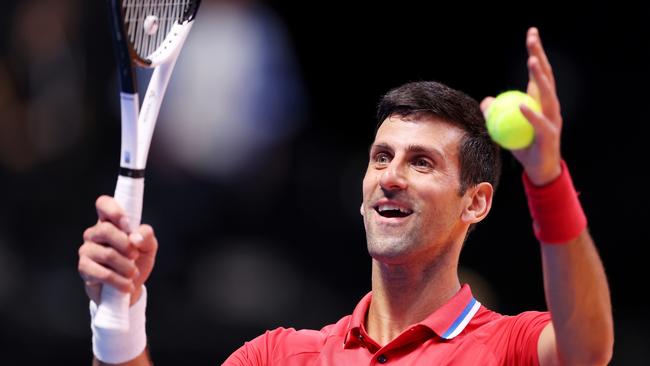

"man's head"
[376, 81, 501, 195]
[361, 81, 501, 264]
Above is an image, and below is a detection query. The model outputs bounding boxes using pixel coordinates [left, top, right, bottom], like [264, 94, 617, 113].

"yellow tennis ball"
[485, 90, 540, 150]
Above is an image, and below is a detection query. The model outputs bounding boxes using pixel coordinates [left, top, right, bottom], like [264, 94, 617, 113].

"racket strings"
[123, 0, 194, 60]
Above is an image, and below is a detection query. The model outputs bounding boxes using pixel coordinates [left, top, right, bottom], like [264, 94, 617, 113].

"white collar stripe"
[440, 298, 481, 339]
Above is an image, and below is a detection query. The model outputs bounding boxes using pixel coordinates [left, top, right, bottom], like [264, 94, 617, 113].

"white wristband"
[90, 286, 148, 364]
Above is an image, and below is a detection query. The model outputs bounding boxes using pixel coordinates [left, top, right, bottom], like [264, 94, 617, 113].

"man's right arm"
[78, 196, 159, 366]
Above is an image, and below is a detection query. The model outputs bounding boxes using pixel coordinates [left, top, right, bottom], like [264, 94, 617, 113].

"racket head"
[109, 0, 201, 68]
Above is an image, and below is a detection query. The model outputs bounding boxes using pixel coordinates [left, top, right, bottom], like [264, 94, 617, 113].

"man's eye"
[374, 152, 390, 165]
[413, 158, 433, 169]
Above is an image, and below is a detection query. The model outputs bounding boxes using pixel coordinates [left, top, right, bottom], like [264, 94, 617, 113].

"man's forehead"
[373, 115, 464, 149]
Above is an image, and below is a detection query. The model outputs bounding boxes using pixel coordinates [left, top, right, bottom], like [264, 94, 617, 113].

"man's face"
[361, 115, 469, 264]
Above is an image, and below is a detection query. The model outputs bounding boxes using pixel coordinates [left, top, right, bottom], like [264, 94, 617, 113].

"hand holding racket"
[95, 0, 201, 332]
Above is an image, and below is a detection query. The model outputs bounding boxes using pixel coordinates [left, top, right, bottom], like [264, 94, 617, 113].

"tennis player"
[78, 27, 613, 365]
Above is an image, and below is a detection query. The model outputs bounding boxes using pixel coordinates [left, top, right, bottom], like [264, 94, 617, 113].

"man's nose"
[379, 161, 408, 193]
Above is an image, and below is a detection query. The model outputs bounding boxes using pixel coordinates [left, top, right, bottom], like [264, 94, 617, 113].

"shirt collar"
[423, 284, 482, 339]
[344, 284, 481, 346]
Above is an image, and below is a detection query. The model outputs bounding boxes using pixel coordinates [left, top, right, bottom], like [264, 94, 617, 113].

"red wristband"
[522, 160, 587, 244]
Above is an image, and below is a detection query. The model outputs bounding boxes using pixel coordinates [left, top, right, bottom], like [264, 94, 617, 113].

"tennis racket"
[95, 0, 201, 332]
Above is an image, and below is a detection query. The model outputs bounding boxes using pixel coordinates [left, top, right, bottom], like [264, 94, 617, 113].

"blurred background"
[1, 0, 648, 364]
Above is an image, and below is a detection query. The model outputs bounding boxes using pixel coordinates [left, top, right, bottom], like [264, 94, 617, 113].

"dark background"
[1, 1, 648, 364]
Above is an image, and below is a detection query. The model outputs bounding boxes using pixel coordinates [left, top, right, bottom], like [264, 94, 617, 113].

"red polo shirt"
[223, 284, 550, 365]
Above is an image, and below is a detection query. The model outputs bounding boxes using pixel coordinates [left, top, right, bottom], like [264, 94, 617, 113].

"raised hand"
[78, 195, 158, 305]
[481, 27, 563, 186]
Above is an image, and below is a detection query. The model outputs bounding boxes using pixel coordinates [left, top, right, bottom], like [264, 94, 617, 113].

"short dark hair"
[377, 81, 501, 195]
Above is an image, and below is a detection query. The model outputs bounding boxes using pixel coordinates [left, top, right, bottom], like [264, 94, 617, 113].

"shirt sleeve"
[222, 340, 262, 366]
[222, 328, 286, 366]
[503, 311, 552, 366]
[222, 326, 325, 366]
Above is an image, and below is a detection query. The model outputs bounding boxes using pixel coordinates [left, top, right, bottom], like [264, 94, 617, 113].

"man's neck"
[366, 254, 461, 346]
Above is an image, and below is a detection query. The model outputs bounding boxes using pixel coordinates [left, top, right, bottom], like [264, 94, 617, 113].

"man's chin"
[366, 238, 414, 263]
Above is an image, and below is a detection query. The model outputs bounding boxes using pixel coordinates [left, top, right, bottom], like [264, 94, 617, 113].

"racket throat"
[119, 92, 141, 168]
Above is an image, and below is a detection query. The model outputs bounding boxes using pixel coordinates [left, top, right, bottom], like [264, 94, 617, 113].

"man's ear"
[461, 182, 494, 225]
[360, 203, 364, 216]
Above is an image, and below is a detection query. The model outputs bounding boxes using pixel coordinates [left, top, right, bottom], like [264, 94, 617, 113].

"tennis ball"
[485, 90, 540, 150]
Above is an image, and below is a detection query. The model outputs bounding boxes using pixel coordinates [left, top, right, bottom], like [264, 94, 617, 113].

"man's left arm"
[520, 27, 613, 366]
[536, 230, 613, 366]
[482, 27, 614, 365]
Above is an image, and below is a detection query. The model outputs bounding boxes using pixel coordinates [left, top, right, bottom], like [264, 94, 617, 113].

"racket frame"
[94, 0, 199, 332]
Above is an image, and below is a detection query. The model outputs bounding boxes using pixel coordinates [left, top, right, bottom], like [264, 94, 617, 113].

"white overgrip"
[113, 175, 145, 233]
[94, 175, 145, 331]
[91, 286, 148, 363]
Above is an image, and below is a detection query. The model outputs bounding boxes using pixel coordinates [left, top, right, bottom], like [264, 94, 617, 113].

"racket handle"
[113, 175, 145, 233]
[93, 285, 130, 331]
[94, 175, 145, 332]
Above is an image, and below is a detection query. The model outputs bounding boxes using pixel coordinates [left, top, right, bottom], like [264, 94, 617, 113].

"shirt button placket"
[377, 354, 388, 364]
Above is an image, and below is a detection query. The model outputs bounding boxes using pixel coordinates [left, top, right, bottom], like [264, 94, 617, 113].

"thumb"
[130, 224, 158, 255]
[129, 225, 158, 288]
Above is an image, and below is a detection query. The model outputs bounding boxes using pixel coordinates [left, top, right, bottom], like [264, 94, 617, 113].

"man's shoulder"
[224, 315, 353, 365]
[254, 314, 352, 350]
[467, 305, 551, 338]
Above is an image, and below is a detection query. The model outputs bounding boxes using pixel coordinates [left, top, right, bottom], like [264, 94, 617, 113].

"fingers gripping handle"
[94, 175, 144, 332]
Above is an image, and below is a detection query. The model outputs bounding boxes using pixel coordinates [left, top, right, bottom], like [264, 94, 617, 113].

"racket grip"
[93, 285, 131, 331]
[114, 175, 145, 233]
[94, 175, 145, 332]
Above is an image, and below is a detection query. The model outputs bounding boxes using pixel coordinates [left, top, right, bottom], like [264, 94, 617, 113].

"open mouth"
[374, 204, 413, 218]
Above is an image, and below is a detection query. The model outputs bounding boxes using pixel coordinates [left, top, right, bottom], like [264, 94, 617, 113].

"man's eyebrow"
[369, 142, 393, 153]
[405, 144, 444, 160]
[368, 143, 445, 160]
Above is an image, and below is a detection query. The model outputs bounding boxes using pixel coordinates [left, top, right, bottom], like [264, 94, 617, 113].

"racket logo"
[141, 90, 158, 125]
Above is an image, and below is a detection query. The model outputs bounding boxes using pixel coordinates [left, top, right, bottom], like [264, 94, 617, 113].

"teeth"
[377, 204, 412, 214]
